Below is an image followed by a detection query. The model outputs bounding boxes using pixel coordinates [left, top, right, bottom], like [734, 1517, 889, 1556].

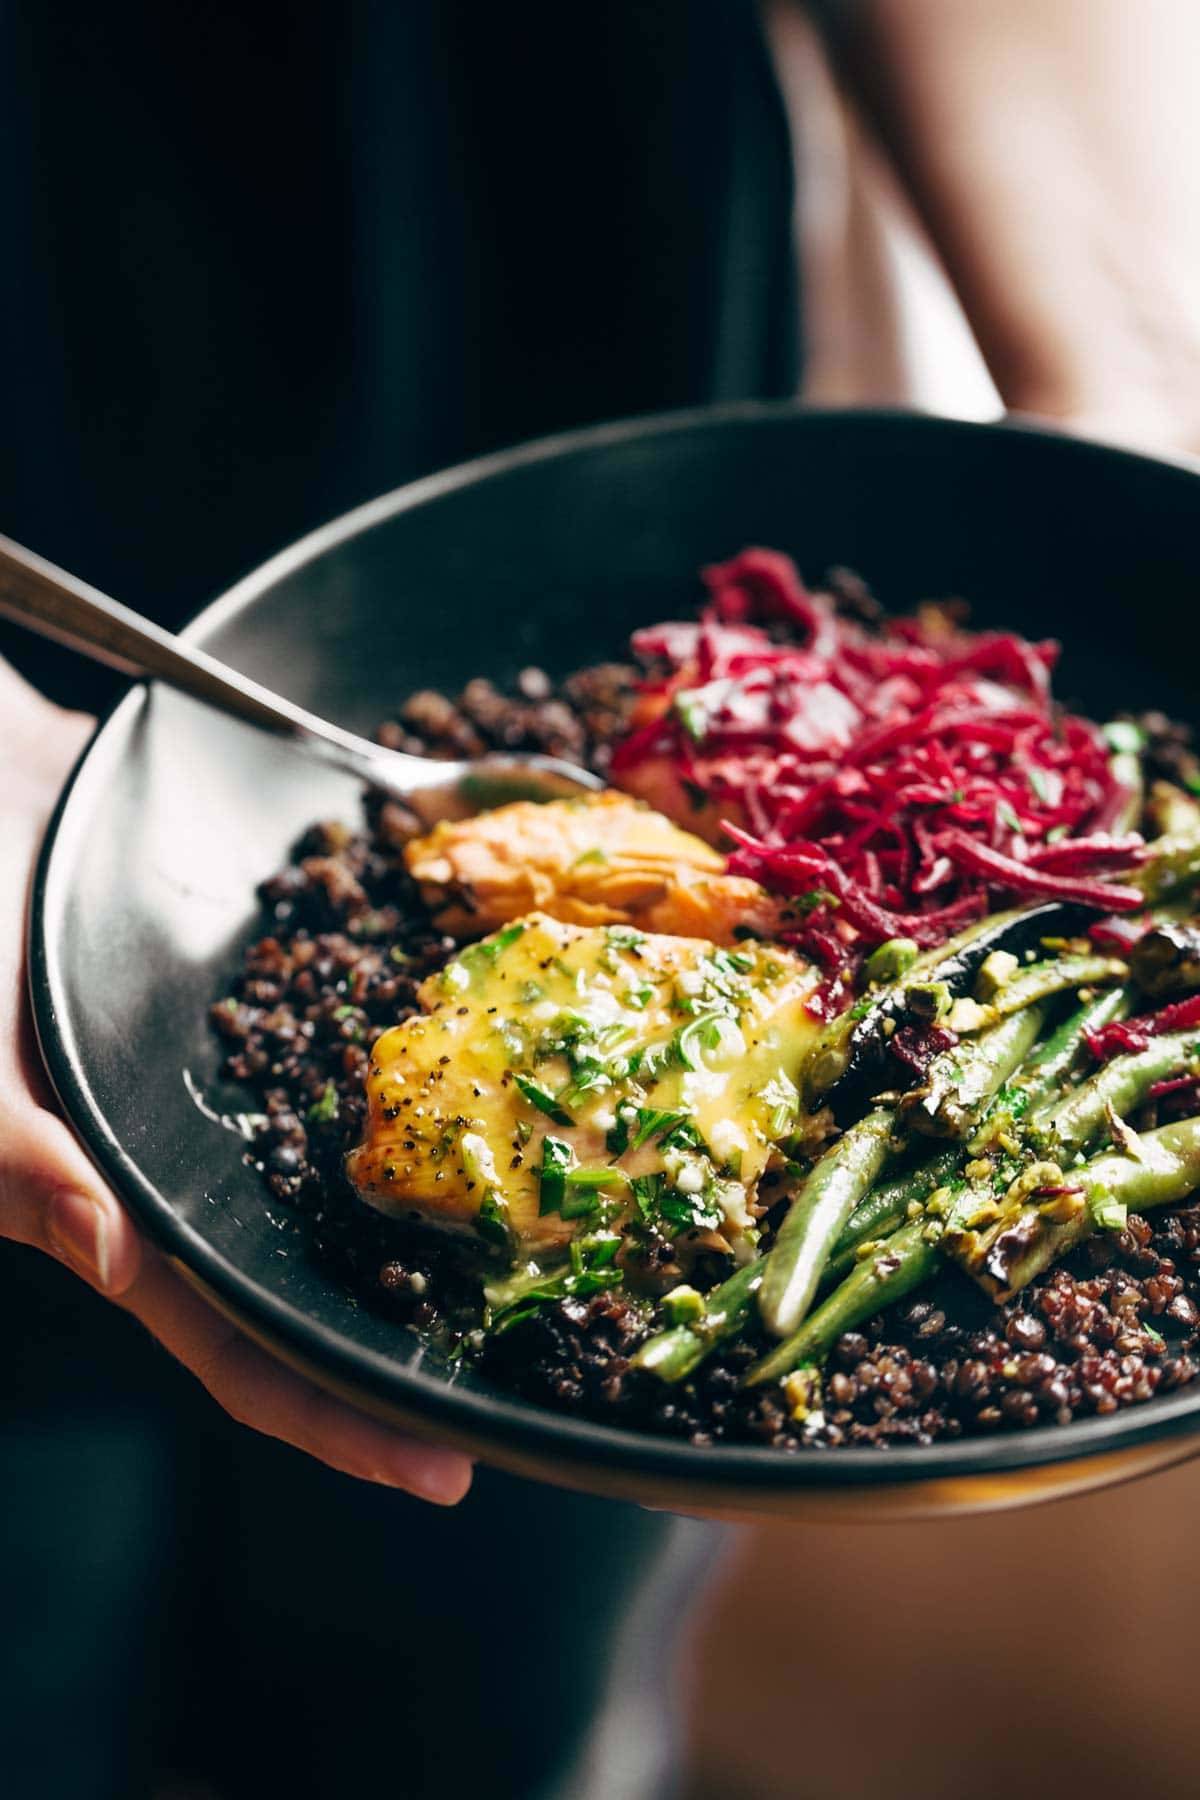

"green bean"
[971, 954, 1126, 1022]
[1085, 1115, 1200, 1212]
[903, 1003, 1047, 1139]
[800, 906, 1048, 1106]
[828, 993, 1129, 1278]
[1136, 833, 1200, 903]
[951, 1115, 1200, 1300]
[753, 1117, 1200, 1384]
[631, 1259, 764, 1384]
[1034, 1028, 1200, 1156]
[745, 1217, 942, 1388]
[1017, 985, 1132, 1107]
[765, 1006, 1047, 1336]
[757, 1108, 896, 1340]
[823, 1146, 961, 1286]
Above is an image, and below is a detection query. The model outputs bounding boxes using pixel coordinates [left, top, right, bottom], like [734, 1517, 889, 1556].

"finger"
[0, 655, 93, 791]
[1, 1103, 472, 1501]
[0, 1103, 144, 1297]
[118, 1250, 473, 1503]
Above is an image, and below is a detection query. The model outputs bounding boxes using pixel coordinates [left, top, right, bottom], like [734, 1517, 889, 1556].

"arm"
[2, 660, 471, 1504]
[831, 0, 1200, 451]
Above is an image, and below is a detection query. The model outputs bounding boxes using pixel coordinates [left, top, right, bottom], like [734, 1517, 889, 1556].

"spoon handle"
[0, 531, 396, 782]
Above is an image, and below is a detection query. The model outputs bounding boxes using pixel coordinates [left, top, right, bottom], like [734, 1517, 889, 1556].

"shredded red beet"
[612, 548, 1144, 954]
[1088, 915, 1152, 955]
[1086, 992, 1200, 1063]
[1148, 1074, 1200, 1101]
[888, 1022, 959, 1080]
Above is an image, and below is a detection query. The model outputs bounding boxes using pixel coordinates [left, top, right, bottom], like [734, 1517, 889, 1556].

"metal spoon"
[0, 533, 602, 821]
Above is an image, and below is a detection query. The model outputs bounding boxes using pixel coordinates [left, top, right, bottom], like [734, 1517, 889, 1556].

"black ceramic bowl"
[31, 406, 1200, 1520]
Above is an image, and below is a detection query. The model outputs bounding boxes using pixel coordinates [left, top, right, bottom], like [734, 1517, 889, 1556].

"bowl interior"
[32, 406, 1200, 1506]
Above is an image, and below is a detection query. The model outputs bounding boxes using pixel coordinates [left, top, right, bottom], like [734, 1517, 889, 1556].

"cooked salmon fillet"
[404, 791, 782, 944]
[346, 911, 822, 1263]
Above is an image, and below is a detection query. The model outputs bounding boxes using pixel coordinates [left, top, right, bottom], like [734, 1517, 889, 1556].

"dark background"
[1, 6, 796, 1796]
[2, 0, 794, 699]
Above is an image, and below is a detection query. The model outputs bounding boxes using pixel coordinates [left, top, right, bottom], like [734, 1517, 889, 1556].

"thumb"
[1, 1101, 143, 1297]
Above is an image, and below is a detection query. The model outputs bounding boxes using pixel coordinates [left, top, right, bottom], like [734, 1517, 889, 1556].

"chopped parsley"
[631, 1172, 667, 1219]
[484, 1232, 624, 1335]
[631, 1170, 722, 1236]
[630, 1107, 690, 1150]
[760, 1070, 800, 1137]
[657, 1187, 723, 1233]
[476, 1188, 513, 1250]
[675, 1012, 729, 1071]
[558, 1058, 614, 1109]
[515, 1075, 575, 1126]
[796, 888, 839, 914]
[462, 921, 526, 968]
[306, 1081, 339, 1125]
[995, 797, 1024, 837]
[561, 1166, 627, 1220]
[537, 1135, 575, 1216]
[1027, 765, 1060, 806]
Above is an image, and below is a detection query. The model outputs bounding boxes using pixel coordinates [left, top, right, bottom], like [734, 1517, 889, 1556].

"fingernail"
[47, 1191, 111, 1290]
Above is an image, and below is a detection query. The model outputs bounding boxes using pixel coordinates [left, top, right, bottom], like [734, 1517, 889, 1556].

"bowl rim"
[29, 399, 1200, 1494]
